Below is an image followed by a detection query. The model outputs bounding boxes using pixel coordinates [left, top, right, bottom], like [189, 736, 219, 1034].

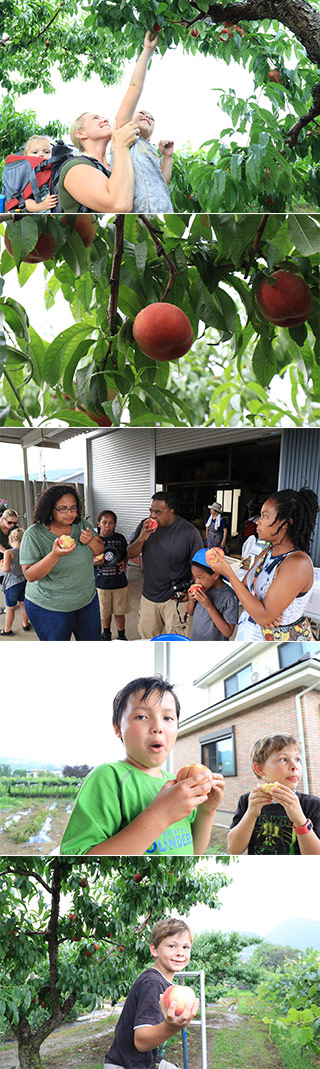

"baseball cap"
[191, 549, 214, 572]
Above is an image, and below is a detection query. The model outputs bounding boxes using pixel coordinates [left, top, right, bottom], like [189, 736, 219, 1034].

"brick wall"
[174, 688, 320, 819]
[302, 692, 320, 794]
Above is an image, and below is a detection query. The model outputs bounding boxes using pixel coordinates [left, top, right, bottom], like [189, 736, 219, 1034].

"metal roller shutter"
[155, 428, 276, 455]
[87, 429, 155, 540]
[278, 429, 320, 565]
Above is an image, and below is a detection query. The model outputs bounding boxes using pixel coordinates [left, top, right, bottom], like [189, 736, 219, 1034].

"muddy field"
[0, 799, 71, 855]
[0, 800, 228, 856]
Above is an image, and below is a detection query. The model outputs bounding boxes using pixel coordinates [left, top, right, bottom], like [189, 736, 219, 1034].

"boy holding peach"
[228, 734, 320, 855]
[104, 917, 197, 1069]
[187, 549, 238, 641]
[60, 675, 224, 856]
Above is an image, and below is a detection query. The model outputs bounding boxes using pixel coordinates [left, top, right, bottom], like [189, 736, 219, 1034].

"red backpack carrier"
[2, 154, 52, 210]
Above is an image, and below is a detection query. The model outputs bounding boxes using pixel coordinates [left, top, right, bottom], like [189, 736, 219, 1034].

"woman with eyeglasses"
[20, 486, 103, 641]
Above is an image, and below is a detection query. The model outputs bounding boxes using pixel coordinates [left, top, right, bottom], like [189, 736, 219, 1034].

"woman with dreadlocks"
[207, 487, 318, 641]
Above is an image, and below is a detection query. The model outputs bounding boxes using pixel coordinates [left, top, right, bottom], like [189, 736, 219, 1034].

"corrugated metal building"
[85, 428, 320, 564]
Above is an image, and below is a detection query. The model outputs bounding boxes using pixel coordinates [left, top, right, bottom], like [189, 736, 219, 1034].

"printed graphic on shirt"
[146, 825, 193, 854]
[251, 812, 298, 854]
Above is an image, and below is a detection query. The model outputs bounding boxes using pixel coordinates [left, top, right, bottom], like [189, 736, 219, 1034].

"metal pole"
[181, 1028, 189, 1069]
[175, 970, 207, 1069]
[22, 446, 33, 526]
[199, 970, 207, 1069]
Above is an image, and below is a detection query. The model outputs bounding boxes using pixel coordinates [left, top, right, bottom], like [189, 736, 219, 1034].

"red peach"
[5, 226, 56, 263]
[176, 763, 213, 783]
[133, 303, 194, 362]
[163, 984, 196, 1016]
[257, 271, 312, 326]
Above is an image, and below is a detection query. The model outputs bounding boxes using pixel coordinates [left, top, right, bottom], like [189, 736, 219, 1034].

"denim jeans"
[24, 592, 101, 641]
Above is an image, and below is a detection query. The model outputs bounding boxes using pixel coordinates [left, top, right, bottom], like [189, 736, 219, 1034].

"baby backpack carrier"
[1, 153, 52, 210]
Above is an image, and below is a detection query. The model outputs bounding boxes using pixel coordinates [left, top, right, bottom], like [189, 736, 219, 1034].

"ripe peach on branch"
[5, 226, 56, 263]
[62, 215, 97, 247]
[133, 303, 194, 362]
[256, 271, 312, 326]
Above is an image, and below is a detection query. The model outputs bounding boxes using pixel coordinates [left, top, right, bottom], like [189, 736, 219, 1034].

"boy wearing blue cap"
[187, 549, 239, 641]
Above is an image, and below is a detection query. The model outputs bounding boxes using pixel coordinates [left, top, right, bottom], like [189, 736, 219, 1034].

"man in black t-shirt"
[228, 733, 320, 855]
[105, 917, 198, 1069]
[127, 492, 203, 638]
[94, 510, 131, 640]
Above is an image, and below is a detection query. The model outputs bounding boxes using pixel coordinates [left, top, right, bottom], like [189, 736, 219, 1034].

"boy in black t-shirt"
[105, 916, 198, 1069]
[94, 510, 131, 641]
[228, 733, 320, 855]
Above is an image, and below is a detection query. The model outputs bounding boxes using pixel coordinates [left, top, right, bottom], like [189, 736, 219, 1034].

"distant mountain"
[264, 917, 320, 951]
[0, 755, 62, 772]
[29, 469, 84, 481]
[7, 470, 83, 482]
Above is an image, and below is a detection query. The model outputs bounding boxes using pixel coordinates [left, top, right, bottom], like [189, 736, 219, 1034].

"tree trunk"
[18, 1041, 42, 1069]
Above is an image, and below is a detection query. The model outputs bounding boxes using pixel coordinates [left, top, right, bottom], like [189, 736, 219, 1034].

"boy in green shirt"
[60, 675, 225, 856]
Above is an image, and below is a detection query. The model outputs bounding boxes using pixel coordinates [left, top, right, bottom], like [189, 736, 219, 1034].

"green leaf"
[288, 215, 320, 256]
[134, 240, 148, 280]
[285, 1008, 300, 1024]
[164, 215, 188, 238]
[48, 409, 99, 426]
[265, 225, 293, 270]
[252, 336, 277, 386]
[288, 323, 308, 347]
[28, 327, 47, 386]
[61, 234, 88, 276]
[63, 339, 94, 399]
[118, 284, 143, 318]
[43, 323, 93, 387]
[3, 298, 30, 340]
[6, 217, 39, 267]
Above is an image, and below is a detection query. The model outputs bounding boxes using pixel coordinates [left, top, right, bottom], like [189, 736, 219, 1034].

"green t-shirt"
[60, 760, 196, 856]
[58, 157, 110, 212]
[20, 520, 97, 612]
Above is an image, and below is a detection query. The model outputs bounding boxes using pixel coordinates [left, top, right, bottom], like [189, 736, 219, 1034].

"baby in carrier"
[1, 134, 58, 212]
[19, 136, 58, 213]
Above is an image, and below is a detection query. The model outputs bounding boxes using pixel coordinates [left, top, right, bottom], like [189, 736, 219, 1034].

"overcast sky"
[12, 46, 254, 154]
[190, 856, 320, 936]
[1, 642, 240, 765]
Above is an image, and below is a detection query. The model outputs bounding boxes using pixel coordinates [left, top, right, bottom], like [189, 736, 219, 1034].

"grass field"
[0, 989, 319, 1068]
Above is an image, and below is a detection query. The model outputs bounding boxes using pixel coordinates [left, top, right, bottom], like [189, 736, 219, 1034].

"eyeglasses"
[53, 506, 78, 514]
[6, 520, 18, 525]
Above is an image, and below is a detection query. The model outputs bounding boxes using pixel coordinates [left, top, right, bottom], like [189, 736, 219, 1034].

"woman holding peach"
[20, 485, 103, 641]
[206, 487, 318, 641]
